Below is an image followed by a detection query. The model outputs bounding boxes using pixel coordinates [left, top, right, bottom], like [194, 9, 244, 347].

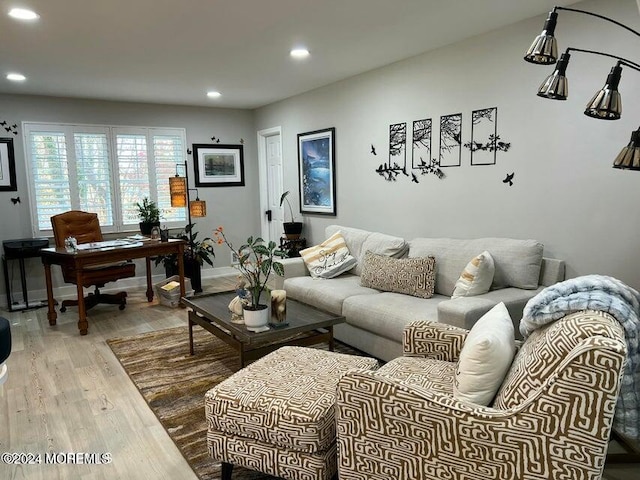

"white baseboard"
[1, 266, 239, 310]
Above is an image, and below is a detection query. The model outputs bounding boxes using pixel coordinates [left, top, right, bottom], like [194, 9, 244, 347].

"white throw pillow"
[299, 231, 358, 279]
[453, 302, 515, 406]
[451, 251, 495, 299]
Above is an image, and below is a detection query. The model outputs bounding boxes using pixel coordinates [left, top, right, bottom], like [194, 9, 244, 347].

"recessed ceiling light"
[8, 8, 39, 20]
[290, 48, 310, 59]
[206, 91, 221, 98]
[6, 73, 26, 82]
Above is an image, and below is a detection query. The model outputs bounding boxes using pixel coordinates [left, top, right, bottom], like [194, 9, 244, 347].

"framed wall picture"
[439, 113, 462, 167]
[0, 138, 17, 191]
[193, 144, 244, 187]
[470, 107, 498, 166]
[297, 127, 336, 216]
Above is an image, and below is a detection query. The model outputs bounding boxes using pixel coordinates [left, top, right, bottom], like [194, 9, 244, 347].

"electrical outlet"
[230, 251, 239, 265]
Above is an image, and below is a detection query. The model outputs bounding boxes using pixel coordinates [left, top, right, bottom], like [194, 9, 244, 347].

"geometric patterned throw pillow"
[360, 250, 435, 299]
[299, 231, 358, 279]
[451, 250, 495, 299]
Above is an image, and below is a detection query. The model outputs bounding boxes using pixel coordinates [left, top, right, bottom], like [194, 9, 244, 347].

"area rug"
[107, 325, 360, 480]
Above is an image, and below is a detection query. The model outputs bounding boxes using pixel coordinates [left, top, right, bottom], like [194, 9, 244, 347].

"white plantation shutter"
[74, 131, 113, 226]
[115, 132, 151, 226]
[153, 133, 186, 223]
[29, 131, 72, 231]
[24, 123, 187, 236]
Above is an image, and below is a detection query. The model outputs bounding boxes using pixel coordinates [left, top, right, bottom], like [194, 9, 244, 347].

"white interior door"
[258, 127, 283, 243]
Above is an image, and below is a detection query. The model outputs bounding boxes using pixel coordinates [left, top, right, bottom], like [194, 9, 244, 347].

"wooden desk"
[41, 238, 186, 335]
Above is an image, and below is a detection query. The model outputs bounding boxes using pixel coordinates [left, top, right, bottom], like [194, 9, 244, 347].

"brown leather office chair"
[50, 210, 136, 312]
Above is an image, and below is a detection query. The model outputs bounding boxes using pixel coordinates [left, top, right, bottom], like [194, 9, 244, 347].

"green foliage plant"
[214, 226, 284, 309]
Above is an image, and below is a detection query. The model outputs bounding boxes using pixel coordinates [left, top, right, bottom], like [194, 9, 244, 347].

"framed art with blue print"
[297, 128, 336, 216]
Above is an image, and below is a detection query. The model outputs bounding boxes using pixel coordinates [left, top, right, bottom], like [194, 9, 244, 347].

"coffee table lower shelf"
[188, 310, 337, 368]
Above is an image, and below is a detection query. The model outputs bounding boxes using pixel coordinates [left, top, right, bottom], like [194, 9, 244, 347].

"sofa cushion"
[451, 251, 495, 299]
[342, 292, 447, 342]
[453, 302, 516, 406]
[283, 273, 379, 315]
[360, 251, 435, 299]
[376, 356, 456, 395]
[408, 238, 544, 296]
[299, 231, 357, 279]
[326, 225, 408, 276]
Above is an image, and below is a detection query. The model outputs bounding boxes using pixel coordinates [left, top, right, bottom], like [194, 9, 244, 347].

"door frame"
[257, 126, 283, 243]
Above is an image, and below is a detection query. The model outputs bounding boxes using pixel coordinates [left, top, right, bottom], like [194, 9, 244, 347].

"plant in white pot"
[279, 191, 303, 239]
[214, 227, 285, 331]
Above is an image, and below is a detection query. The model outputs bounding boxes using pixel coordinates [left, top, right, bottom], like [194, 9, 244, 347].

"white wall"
[1, 0, 639, 306]
[255, 0, 640, 288]
[0, 94, 259, 304]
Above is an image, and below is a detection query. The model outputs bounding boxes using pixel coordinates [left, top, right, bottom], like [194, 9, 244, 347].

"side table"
[280, 237, 307, 257]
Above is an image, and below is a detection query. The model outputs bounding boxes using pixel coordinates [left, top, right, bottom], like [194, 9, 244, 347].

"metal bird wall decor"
[373, 106, 512, 186]
[0, 120, 18, 135]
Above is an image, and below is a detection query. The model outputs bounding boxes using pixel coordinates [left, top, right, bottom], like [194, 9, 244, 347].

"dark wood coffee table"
[182, 291, 346, 367]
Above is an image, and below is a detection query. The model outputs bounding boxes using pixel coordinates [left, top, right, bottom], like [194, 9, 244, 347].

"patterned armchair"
[336, 310, 627, 480]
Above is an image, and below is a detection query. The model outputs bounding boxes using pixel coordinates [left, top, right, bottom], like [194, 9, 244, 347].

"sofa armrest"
[268, 257, 309, 290]
[437, 297, 497, 329]
[403, 321, 469, 362]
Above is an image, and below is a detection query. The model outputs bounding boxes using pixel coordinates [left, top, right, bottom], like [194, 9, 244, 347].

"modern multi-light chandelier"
[524, 5, 640, 170]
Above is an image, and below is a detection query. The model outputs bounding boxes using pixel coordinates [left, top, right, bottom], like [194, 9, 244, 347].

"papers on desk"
[75, 239, 144, 250]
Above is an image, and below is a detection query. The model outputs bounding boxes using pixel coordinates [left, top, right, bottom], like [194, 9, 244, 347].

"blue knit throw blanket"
[521, 274, 640, 441]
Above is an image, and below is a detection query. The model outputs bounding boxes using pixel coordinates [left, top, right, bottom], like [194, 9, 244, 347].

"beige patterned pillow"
[299, 231, 358, 279]
[360, 251, 435, 299]
[451, 251, 495, 299]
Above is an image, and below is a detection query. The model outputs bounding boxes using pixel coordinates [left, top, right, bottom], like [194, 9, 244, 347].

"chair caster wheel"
[60, 306, 66, 312]
[119, 304, 126, 311]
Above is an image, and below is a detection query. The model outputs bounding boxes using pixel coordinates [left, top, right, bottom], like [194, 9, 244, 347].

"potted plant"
[154, 223, 215, 293]
[135, 197, 161, 235]
[280, 191, 303, 239]
[214, 226, 285, 331]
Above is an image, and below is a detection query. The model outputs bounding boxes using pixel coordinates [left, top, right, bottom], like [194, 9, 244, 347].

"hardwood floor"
[1, 275, 637, 479]
[0, 275, 236, 480]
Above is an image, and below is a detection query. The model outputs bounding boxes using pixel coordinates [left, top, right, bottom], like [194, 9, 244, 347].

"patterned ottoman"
[205, 346, 378, 480]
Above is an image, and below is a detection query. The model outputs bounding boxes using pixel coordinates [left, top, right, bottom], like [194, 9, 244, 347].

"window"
[24, 123, 187, 236]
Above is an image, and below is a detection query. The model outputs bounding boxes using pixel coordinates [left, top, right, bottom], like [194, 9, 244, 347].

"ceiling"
[0, 0, 577, 109]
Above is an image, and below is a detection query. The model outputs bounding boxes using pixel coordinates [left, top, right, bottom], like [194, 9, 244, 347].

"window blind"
[24, 123, 187, 236]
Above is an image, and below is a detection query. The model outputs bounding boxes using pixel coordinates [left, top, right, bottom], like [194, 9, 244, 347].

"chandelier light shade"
[524, 6, 640, 171]
[189, 197, 207, 217]
[613, 126, 640, 170]
[524, 11, 558, 65]
[537, 52, 570, 100]
[169, 175, 187, 207]
[584, 64, 623, 120]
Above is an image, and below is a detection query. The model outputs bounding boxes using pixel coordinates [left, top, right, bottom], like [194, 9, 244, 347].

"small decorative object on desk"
[270, 290, 288, 328]
[150, 226, 161, 240]
[160, 226, 169, 242]
[64, 236, 78, 252]
[214, 226, 285, 332]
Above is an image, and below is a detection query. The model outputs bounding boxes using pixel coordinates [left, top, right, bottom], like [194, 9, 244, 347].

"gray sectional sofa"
[275, 225, 565, 361]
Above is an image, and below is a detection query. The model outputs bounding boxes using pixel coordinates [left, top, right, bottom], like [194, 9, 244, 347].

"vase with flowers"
[214, 227, 285, 331]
